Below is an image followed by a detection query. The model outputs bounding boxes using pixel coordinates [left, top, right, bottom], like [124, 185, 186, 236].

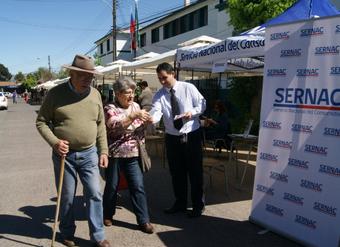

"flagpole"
[112, 0, 117, 62]
[132, 0, 139, 80]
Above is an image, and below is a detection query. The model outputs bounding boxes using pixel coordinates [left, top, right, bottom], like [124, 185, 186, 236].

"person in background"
[204, 100, 231, 151]
[103, 76, 154, 234]
[150, 62, 206, 218]
[12, 90, 17, 104]
[138, 80, 153, 111]
[23, 91, 29, 103]
[36, 54, 111, 247]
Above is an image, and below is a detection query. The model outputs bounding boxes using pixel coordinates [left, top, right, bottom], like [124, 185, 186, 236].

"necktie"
[170, 88, 183, 130]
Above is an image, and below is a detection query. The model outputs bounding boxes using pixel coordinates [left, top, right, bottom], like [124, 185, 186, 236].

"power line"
[84, 1, 201, 55]
[118, 2, 188, 29]
[8, 0, 97, 2]
[0, 16, 107, 31]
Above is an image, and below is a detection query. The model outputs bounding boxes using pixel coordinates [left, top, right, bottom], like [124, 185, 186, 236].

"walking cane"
[51, 156, 66, 247]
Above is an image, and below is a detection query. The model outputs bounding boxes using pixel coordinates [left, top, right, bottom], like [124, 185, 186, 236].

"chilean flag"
[130, 12, 136, 51]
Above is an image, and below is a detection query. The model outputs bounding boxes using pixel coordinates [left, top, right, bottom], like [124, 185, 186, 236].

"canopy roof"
[122, 36, 221, 71]
[97, 60, 130, 74]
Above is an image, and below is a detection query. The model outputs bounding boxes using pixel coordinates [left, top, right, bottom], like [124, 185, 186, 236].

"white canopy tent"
[97, 59, 130, 75]
[133, 52, 159, 61]
[122, 49, 176, 71]
[121, 36, 223, 72]
[32, 77, 70, 90]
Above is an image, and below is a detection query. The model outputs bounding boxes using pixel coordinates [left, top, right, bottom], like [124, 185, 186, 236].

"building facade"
[95, 0, 231, 66]
[94, 31, 132, 65]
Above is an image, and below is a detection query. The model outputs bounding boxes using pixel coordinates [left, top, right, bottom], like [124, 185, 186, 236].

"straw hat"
[63, 54, 102, 75]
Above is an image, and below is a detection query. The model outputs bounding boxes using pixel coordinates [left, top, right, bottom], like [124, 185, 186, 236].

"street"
[0, 99, 302, 247]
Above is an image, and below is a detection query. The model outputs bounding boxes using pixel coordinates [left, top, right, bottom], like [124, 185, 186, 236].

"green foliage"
[93, 53, 101, 66]
[56, 68, 69, 79]
[14, 72, 25, 82]
[227, 77, 262, 134]
[0, 64, 12, 81]
[35, 67, 53, 82]
[21, 73, 38, 90]
[227, 0, 296, 34]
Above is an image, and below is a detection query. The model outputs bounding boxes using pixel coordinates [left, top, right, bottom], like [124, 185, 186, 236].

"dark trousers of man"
[165, 128, 204, 210]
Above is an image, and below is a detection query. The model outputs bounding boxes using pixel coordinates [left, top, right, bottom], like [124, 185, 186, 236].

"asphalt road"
[0, 99, 303, 247]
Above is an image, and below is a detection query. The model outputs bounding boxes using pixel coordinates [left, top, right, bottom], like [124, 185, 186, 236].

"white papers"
[174, 114, 186, 120]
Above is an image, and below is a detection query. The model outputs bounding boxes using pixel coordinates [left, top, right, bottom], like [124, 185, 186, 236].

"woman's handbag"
[118, 171, 128, 190]
[137, 139, 151, 173]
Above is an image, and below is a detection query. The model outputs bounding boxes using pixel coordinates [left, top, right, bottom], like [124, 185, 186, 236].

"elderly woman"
[102, 76, 154, 234]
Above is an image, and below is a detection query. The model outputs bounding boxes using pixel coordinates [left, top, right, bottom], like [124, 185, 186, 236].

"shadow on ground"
[0, 196, 92, 246]
[114, 152, 302, 247]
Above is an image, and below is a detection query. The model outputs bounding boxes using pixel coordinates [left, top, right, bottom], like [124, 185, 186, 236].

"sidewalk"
[0, 100, 302, 247]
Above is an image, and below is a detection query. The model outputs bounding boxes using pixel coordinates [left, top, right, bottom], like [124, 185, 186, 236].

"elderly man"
[36, 55, 111, 247]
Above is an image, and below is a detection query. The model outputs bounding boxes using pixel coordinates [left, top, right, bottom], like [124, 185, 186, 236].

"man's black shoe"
[163, 205, 187, 214]
[62, 238, 77, 247]
[187, 207, 205, 218]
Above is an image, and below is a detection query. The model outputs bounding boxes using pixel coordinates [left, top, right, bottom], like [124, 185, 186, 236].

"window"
[100, 43, 103, 54]
[199, 7, 208, 27]
[140, 33, 146, 47]
[151, 28, 160, 43]
[179, 15, 189, 34]
[106, 39, 110, 52]
[163, 6, 208, 40]
[163, 23, 170, 39]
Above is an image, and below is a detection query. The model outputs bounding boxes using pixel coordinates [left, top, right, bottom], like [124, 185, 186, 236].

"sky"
[1, 0, 190, 76]
[2, 0, 339, 77]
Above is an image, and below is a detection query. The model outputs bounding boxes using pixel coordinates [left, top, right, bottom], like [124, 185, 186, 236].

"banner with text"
[250, 15, 340, 247]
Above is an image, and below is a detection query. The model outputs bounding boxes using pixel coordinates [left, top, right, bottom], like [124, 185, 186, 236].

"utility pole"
[112, 0, 117, 62]
[48, 55, 51, 73]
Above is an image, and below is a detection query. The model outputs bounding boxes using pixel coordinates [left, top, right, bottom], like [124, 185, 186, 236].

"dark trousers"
[165, 128, 205, 210]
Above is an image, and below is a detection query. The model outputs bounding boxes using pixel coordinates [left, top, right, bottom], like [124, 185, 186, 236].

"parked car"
[0, 92, 8, 110]
[4, 92, 13, 98]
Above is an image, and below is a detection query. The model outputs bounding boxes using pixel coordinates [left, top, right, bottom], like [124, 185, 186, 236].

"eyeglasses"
[121, 90, 135, 96]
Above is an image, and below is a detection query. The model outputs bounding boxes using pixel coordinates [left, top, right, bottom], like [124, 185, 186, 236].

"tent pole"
[308, 0, 313, 18]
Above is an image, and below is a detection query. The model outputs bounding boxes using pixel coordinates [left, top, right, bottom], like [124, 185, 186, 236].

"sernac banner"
[250, 15, 340, 247]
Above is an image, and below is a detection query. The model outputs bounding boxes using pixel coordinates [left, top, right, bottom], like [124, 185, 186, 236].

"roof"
[0, 81, 17, 87]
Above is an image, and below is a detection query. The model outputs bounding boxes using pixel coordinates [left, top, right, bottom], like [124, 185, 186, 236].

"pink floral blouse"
[104, 101, 145, 158]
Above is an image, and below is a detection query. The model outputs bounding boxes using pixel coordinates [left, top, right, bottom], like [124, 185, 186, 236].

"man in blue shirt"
[150, 62, 206, 217]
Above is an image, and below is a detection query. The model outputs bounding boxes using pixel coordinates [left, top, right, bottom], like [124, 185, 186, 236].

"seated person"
[203, 101, 232, 151]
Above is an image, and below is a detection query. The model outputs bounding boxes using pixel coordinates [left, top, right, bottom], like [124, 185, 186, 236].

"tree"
[14, 72, 25, 82]
[0, 64, 12, 81]
[56, 68, 69, 79]
[93, 52, 101, 66]
[227, 0, 296, 34]
[21, 73, 38, 90]
[35, 67, 53, 82]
